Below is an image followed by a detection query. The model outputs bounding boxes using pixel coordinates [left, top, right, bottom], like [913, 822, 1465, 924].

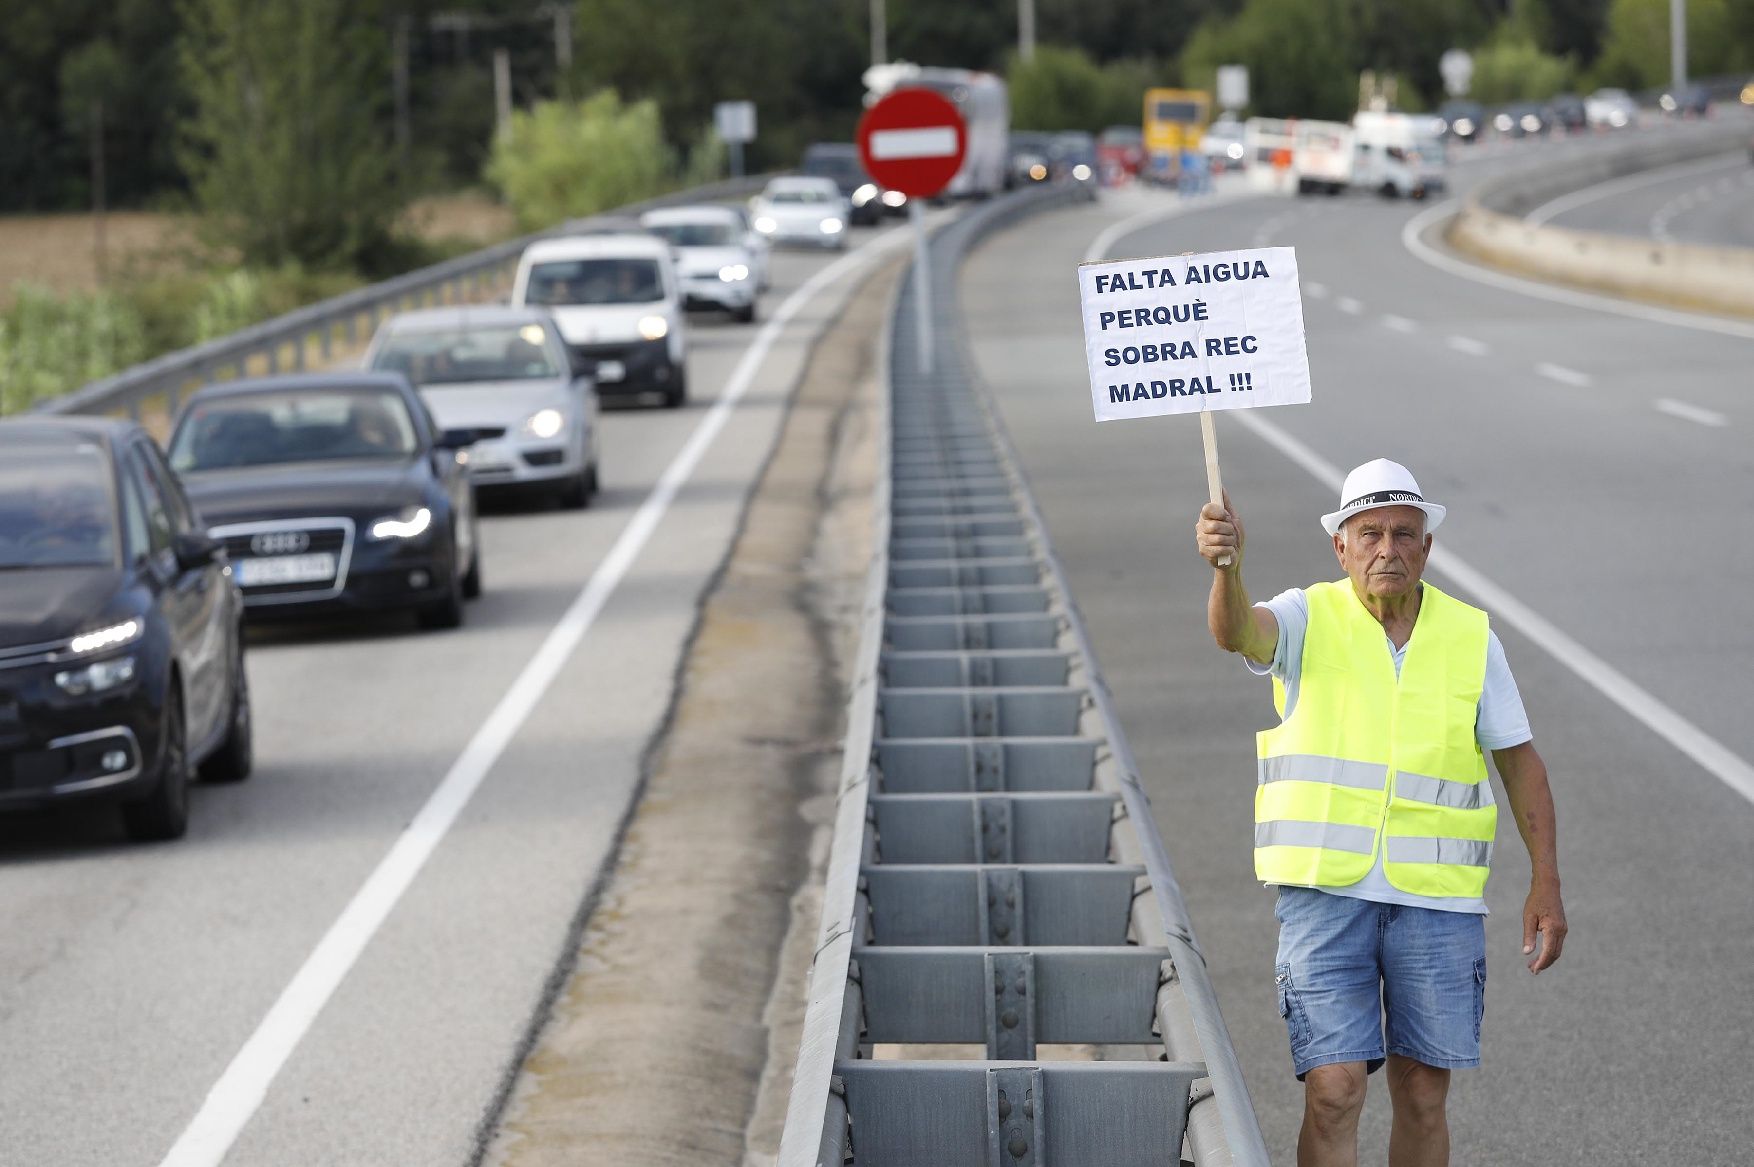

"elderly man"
[1195, 458, 1565, 1167]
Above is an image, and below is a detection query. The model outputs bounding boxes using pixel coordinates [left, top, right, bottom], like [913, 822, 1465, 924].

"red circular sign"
[856, 88, 967, 199]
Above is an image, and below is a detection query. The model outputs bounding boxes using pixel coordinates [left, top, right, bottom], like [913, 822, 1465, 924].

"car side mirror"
[174, 531, 222, 572]
[436, 428, 481, 449]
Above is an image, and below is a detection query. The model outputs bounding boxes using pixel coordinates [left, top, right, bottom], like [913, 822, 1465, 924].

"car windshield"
[524, 258, 664, 306]
[372, 323, 563, 385]
[766, 187, 834, 204]
[646, 221, 739, 247]
[0, 435, 118, 569]
[804, 153, 861, 179]
[169, 388, 419, 472]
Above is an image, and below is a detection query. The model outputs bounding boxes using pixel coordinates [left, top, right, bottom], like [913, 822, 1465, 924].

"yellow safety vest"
[1255, 580, 1497, 900]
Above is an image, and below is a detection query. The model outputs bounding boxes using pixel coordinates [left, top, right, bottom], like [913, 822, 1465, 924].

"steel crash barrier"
[778, 184, 1269, 1167]
[35, 176, 772, 423]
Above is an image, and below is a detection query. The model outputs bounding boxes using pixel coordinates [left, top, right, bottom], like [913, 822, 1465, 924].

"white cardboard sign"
[1077, 245, 1312, 422]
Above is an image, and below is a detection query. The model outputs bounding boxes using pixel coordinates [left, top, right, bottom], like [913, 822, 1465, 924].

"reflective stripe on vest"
[1254, 579, 1495, 900]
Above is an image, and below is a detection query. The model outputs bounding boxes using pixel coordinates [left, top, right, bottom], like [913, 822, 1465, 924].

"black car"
[0, 418, 250, 841]
[801, 142, 885, 225]
[166, 373, 482, 629]
[1660, 85, 1711, 118]
[1437, 100, 1485, 143]
[1549, 94, 1588, 133]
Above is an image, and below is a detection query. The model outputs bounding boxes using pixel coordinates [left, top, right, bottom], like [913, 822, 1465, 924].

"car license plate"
[595, 360, 625, 383]
[236, 552, 336, 587]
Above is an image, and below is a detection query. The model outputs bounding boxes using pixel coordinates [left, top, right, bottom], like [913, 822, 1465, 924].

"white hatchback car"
[364, 306, 600, 507]
[640, 205, 763, 323]
[512, 234, 690, 408]
[749, 176, 851, 250]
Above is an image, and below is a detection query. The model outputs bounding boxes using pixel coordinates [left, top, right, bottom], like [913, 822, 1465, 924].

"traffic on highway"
[3, 13, 1754, 1166]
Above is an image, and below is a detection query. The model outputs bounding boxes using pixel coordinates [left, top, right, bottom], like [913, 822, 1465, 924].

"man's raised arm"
[1196, 492, 1277, 666]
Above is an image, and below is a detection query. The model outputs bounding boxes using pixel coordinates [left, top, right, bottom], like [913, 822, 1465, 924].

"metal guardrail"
[35, 175, 773, 422]
[778, 182, 1268, 1167]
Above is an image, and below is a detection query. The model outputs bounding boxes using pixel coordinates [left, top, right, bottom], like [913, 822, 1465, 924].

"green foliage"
[1182, 0, 1357, 121]
[1469, 31, 1576, 104]
[1007, 46, 1170, 132]
[0, 285, 148, 413]
[177, 0, 407, 270]
[680, 124, 729, 188]
[1593, 0, 1753, 90]
[485, 91, 675, 232]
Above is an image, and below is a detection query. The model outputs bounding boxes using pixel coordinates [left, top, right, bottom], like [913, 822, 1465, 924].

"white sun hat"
[1320, 458, 1447, 536]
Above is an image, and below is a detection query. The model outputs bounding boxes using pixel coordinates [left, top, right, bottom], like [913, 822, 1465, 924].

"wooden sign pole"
[1200, 410, 1231, 567]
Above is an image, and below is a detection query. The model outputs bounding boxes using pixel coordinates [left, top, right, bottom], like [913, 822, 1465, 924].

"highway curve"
[959, 139, 1754, 1162]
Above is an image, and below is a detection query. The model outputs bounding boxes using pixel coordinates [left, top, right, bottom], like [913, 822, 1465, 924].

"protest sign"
[1076, 245, 1311, 422]
[1077, 245, 1312, 564]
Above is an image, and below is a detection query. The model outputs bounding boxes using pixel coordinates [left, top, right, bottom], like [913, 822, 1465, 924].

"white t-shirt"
[1248, 585, 1532, 914]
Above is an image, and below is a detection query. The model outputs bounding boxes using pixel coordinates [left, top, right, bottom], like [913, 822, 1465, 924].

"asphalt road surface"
[960, 140, 1754, 1162]
[1531, 148, 1754, 246]
[0, 216, 918, 1166]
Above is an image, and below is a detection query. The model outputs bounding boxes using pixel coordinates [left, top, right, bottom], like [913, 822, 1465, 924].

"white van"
[511, 234, 689, 408]
[1352, 112, 1447, 199]
[1293, 120, 1355, 195]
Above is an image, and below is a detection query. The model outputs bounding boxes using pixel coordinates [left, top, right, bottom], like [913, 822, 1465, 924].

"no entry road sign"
[857, 88, 967, 199]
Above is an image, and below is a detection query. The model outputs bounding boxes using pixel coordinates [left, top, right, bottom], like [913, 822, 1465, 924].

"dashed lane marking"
[1305, 281, 1329, 299]
[1536, 362, 1594, 387]
[1654, 397, 1729, 427]
[1336, 296, 1363, 315]
[1446, 335, 1490, 356]
[1382, 314, 1416, 333]
[1524, 153, 1745, 226]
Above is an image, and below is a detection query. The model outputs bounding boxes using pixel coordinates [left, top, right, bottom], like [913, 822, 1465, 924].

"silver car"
[363, 306, 601, 508]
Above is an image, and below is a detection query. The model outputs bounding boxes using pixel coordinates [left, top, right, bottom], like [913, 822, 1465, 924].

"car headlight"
[1455, 118, 1474, 134]
[881, 190, 906, 207]
[638, 314, 669, 341]
[1610, 111, 1628, 126]
[1521, 115, 1541, 131]
[67, 619, 142, 656]
[1027, 163, 1048, 181]
[522, 408, 566, 439]
[1072, 163, 1093, 180]
[369, 506, 432, 540]
[852, 183, 878, 206]
[753, 216, 777, 234]
[55, 655, 137, 697]
[1226, 144, 1244, 160]
[1660, 94, 1677, 112]
[819, 217, 843, 234]
[718, 264, 749, 282]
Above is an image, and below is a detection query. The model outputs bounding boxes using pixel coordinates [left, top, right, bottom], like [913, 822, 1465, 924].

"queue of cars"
[0, 171, 918, 842]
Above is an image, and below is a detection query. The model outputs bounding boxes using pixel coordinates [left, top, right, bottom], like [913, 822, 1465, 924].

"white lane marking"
[1401, 200, 1754, 342]
[868, 126, 958, 160]
[1227, 406, 1754, 808]
[1336, 296, 1363, 315]
[1447, 335, 1490, 356]
[1654, 397, 1729, 427]
[1536, 361, 1593, 387]
[1382, 314, 1416, 333]
[1524, 153, 1744, 225]
[1081, 189, 1259, 264]
[155, 223, 916, 1167]
[1305, 281, 1329, 299]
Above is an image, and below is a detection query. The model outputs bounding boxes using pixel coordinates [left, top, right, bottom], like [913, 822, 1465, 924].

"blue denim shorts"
[1274, 887, 1487, 1079]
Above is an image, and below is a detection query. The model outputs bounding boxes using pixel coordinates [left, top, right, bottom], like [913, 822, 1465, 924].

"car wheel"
[735, 300, 757, 324]
[200, 646, 253, 783]
[663, 368, 688, 409]
[417, 542, 466, 630]
[556, 470, 590, 510]
[461, 523, 483, 599]
[123, 686, 190, 842]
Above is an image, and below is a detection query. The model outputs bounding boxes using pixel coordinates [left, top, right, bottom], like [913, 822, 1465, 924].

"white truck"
[1351, 111, 1447, 199]
[1292, 120, 1355, 196]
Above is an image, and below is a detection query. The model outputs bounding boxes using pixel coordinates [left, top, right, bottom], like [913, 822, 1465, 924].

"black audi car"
[0, 417, 250, 841]
[166, 373, 482, 629]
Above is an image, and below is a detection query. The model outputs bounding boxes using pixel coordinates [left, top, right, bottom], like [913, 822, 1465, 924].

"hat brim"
[1320, 500, 1446, 536]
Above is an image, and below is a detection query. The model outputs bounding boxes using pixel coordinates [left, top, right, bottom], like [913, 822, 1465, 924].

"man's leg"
[1385, 1055, 1450, 1167]
[1299, 1061, 1368, 1167]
